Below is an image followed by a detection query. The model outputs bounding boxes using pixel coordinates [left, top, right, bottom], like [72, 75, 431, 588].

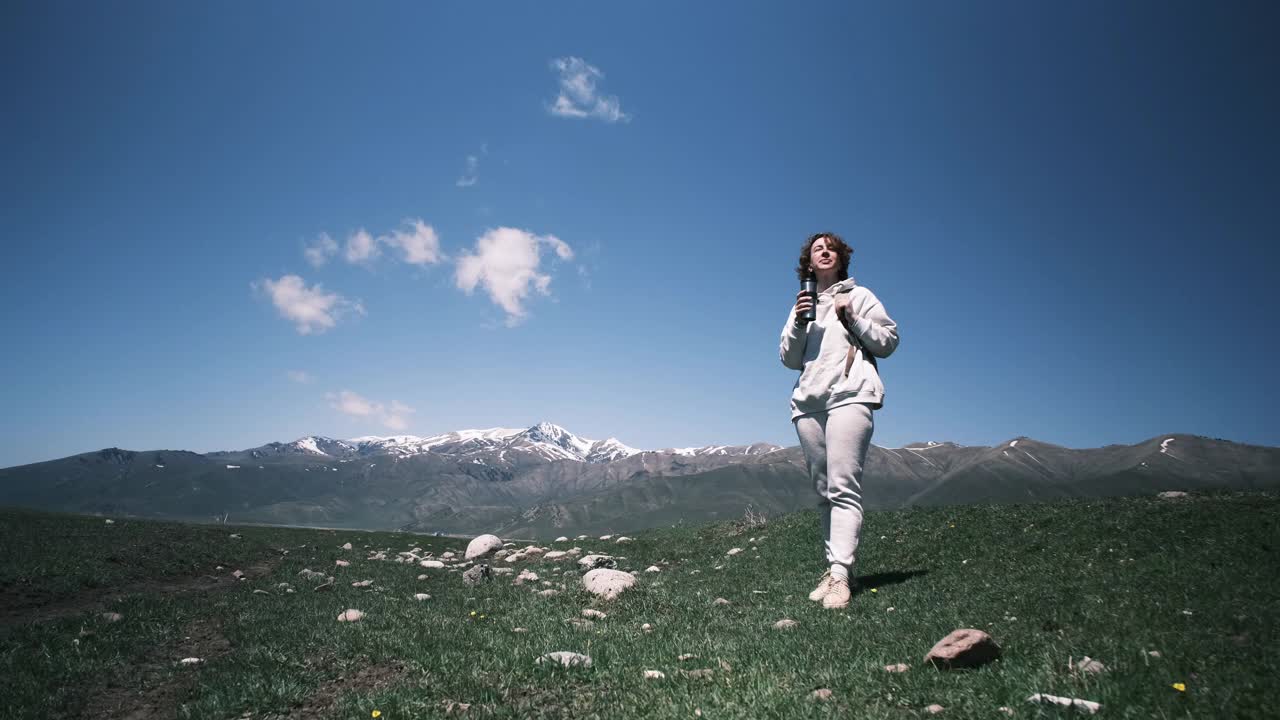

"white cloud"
[380, 219, 444, 266]
[454, 227, 573, 326]
[252, 274, 365, 335]
[548, 57, 630, 123]
[286, 370, 315, 384]
[303, 233, 338, 268]
[456, 155, 479, 187]
[344, 229, 380, 264]
[325, 390, 416, 430]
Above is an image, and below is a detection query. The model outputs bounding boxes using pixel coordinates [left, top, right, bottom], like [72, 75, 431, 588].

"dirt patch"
[75, 616, 234, 720]
[274, 656, 412, 719]
[0, 557, 282, 628]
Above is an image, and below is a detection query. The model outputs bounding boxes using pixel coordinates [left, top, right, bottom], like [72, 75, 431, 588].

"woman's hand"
[793, 289, 814, 324]
[834, 295, 859, 327]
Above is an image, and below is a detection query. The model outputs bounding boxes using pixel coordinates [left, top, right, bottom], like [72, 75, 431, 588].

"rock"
[523, 546, 546, 556]
[582, 609, 607, 619]
[513, 627, 528, 633]
[1158, 491, 1188, 499]
[420, 560, 445, 569]
[683, 668, 715, 680]
[543, 551, 568, 560]
[645, 565, 661, 573]
[505, 553, 527, 563]
[228, 533, 239, 539]
[414, 593, 431, 601]
[104, 519, 114, 524]
[726, 548, 743, 556]
[599, 535, 613, 541]
[341, 542, 353, 550]
[1075, 656, 1106, 674]
[713, 598, 731, 606]
[555, 536, 570, 542]
[336, 609, 363, 622]
[335, 560, 350, 568]
[252, 589, 270, 595]
[492, 567, 515, 575]
[575, 535, 588, 540]
[417, 574, 429, 580]
[101, 612, 124, 623]
[644, 670, 665, 680]
[641, 623, 653, 632]
[998, 707, 1014, 715]
[811, 689, 833, 701]
[462, 564, 491, 586]
[466, 534, 504, 560]
[232, 570, 245, 579]
[537, 589, 559, 597]
[582, 568, 636, 600]
[440, 551, 456, 560]
[178, 657, 203, 665]
[577, 554, 617, 570]
[615, 536, 633, 544]
[514, 570, 539, 586]
[884, 663, 910, 673]
[1148, 650, 1162, 658]
[773, 619, 799, 630]
[1026, 693, 1101, 714]
[351, 580, 373, 588]
[925, 704, 945, 714]
[538, 651, 592, 668]
[924, 629, 1002, 669]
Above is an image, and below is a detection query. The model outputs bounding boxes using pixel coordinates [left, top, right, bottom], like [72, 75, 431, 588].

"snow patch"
[226, 465, 240, 469]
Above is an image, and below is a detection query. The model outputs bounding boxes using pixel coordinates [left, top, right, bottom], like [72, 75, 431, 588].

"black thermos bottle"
[798, 274, 817, 324]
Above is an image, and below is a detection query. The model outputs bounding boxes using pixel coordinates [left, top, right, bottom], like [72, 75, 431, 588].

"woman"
[779, 232, 899, 609]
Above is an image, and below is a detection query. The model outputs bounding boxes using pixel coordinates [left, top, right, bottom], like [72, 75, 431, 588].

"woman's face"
[810, 237, 837, 275]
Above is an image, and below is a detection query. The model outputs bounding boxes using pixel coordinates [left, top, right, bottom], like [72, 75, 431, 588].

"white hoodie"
[779, 276, 899, 419]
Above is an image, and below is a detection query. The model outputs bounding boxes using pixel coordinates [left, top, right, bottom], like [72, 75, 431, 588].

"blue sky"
[2, 1, 1277, 468]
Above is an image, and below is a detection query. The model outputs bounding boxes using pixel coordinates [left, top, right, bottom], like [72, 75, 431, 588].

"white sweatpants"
[794, 402, 875, 569]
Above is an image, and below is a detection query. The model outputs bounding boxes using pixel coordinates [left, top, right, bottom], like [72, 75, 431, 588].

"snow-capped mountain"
[258, 422, 648, 465]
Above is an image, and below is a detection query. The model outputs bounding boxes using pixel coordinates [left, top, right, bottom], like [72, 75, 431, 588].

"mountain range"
[1, 422, 1277, 536]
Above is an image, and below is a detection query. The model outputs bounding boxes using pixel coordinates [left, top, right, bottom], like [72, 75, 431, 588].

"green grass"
[1, 491, 1277, 719]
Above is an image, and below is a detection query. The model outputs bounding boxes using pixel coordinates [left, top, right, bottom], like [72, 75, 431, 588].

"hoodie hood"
[823, 276, 859, 294]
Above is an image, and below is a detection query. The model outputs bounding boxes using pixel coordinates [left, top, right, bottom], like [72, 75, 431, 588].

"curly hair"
[795, 232, 853, 281]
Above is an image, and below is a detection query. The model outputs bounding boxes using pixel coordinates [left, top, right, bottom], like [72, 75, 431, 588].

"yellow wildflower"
[1172, 683, 1186, 692]
[470, 610, 477, 617]
[372, 711, 382, 718]
[870, 588, 878, 593]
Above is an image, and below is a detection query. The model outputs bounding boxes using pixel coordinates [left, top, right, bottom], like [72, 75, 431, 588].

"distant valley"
[1, 422, 1276, 536]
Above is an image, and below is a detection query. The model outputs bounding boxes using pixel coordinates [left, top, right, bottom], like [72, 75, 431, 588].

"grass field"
[1, 491, 1276, 719]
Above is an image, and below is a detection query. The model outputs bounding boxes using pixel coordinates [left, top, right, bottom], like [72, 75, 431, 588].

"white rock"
[351, 580, 373, 588]
[229, 533, 240, 539]
[232, 570, 245, 579]
[599, 535, 613, 541]
[645, 565, 661, 573]
[884, 663, 910, 673]
[414, 593, 431, 601]
[1157, 491, 1188, 499]
[337, 609, 364, 622]
[1075, 656, 1107, 674]
[341, 542, 353, 550]
[582, 609, 607, 619]
[713, 598, 730, 606]
[644, 670, 665, 679]
[575, 535, 588, 540]
[678, 653, 696, 661]
[417, 574, 429, 580]
[555, 536, 570, 542]
[1026, 694, 1101, 714]
[335, 560, 350, 567]
[178, 657, 203, 665]
[582, 568, 636, 600]
[925, 704, 944, 714]
[492, 567, 515, 575]
[544, 551, 568, 560]
[615, 536, 633, 544]
[641, 623, 653, 632]
[440, 551, 456, 560]
[101, 612, 124, 623]
[726, 548, 743, 556]
[419, 560, 445, 569]
[104, 519, 114, 524]
[773, 619, 799, 630]
[538, 651, 592, 668]
[465, 534, 503, 560]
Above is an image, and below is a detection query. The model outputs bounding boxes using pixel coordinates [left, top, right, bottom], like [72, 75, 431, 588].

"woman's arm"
[779, 303, 808, 370]
[839, 289, 899, 358]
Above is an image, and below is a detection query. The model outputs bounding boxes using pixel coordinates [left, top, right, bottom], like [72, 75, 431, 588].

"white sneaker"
[808, 570, 834, 602]
[822, 577, 851, 609]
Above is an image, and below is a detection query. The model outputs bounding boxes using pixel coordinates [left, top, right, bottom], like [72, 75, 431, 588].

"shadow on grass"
[854, 569, 928, 593]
